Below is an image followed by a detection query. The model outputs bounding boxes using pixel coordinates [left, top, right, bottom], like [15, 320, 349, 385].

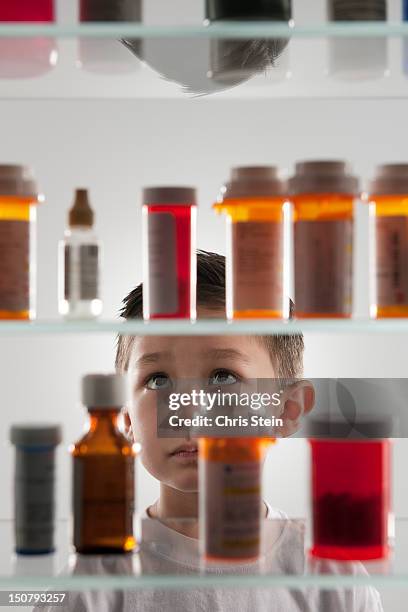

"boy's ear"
[121, 408, 135, 442]
[280, 380, 315, 437]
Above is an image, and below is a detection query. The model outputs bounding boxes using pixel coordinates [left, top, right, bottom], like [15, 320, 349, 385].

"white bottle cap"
[10, 424, 62, 447]
[219, 166, 287, 200]
[289, 160, 359, 196]
[0, 165, 40, 199]
[143, 187, 197, 206]
[82, 374, 127, 409]
[368, 164, 408, 196]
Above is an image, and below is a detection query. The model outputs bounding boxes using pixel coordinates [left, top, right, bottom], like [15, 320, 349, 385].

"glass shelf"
[0, 518, 407, 590]
[1, 22, 408, 40]
[1, 318, 408, 336]
[1, 22, 408, 99]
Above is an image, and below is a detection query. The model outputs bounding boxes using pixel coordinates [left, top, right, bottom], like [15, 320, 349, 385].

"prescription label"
[375, 216, 408, 307]
[232, 221, 284, 312]
[0, 220, 29, 312]
[147, 212, 178, 315]
[202, 460, 262, 559]
[295, 219, 353, 315]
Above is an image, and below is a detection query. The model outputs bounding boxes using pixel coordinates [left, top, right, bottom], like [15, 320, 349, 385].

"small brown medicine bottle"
[71, 373, 136, 554]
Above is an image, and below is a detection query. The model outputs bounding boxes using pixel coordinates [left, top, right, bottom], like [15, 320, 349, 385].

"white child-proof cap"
[289, 160, 359, 196]
[0, 164, 40, 198]
[10, 424, 62, 447]
[82, 373, 127, 409]
[219, 166, 288, 200]
[143, 186, 197, 206]
[368, 164, 408, 196]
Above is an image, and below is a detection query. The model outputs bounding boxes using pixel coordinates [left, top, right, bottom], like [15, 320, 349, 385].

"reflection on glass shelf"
[3, 318, 408, 335]
[2, 26, 408, 98]
[0, 518, 406, 590]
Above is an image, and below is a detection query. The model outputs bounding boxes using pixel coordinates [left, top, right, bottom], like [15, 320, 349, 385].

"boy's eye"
[209, 370, 238, 386]
[146, 374, 170, 390]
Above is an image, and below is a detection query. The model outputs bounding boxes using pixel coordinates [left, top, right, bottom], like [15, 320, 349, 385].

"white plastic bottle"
[59, 189, 102, 319]
[327, 0, 388, 80]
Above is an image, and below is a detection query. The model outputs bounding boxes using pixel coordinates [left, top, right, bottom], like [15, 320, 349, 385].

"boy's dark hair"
[116, 250, 304, 378]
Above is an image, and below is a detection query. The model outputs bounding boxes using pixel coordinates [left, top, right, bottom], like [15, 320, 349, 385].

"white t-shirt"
[36, 504, 384, 612]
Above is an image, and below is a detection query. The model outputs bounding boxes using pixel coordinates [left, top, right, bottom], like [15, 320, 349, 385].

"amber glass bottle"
[71, 374, 136, 554]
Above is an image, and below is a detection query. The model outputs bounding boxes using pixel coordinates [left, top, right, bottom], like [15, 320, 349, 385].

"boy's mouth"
[170, 443, 198, 461]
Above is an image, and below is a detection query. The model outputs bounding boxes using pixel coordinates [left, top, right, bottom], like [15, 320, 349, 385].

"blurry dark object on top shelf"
[80, 0, 141, 21]
[403, 0, 408, 76]
[117, 0, 292, 94]
[208, 37, 289, 84]
[0, 0, 57, 78]
[206, 0, 292, 21]
[123, 1, 291, 96]
[79, 0, 142, 74]
[328, 0, 387, 21]
[327, 0, 388, 80]
[205, 0, 291, 86]
[122, 34, 290, 95]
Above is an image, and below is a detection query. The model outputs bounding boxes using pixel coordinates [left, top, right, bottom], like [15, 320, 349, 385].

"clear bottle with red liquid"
[142, 187, 197, 320]
[0, 0, 57, 78]
[309, 418, 392, 561]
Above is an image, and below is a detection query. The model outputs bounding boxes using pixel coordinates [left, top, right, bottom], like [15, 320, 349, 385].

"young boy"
[113, 250, 383, 612]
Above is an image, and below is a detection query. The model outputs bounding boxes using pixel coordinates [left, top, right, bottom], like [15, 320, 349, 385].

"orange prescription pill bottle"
[289, 161, 359, 318]
[0, 165, 42, 320]
[199, 437, 273, 562]
[366, 164, 408, 318]
[213, 167, 289, 320]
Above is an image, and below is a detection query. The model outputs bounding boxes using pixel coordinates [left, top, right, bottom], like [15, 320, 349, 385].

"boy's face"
[127, 309, 276, 493]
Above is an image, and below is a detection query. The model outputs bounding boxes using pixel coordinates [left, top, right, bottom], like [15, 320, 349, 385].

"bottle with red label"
[142, 187, 197, 320]
[366, 164, 408, 318]
[289, 160, 359, 318]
